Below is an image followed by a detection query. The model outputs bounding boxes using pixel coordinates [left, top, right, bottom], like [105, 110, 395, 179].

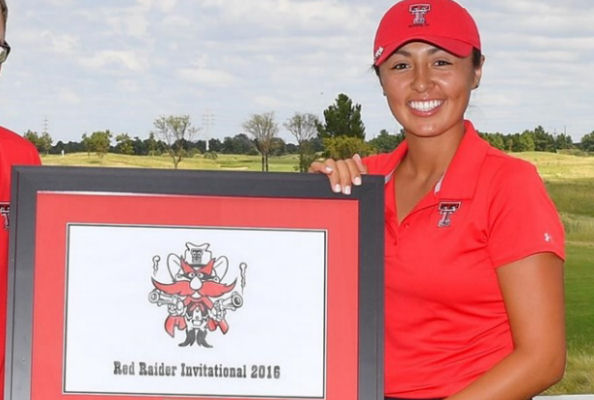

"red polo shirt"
[0, 126, 40, 397]
[364, 121, 565, 398]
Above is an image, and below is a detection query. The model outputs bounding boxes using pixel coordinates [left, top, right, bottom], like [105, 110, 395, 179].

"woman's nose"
[411, 65, 431, 92]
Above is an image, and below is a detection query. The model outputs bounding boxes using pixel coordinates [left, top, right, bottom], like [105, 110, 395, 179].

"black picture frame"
[6, 166, 384, 400]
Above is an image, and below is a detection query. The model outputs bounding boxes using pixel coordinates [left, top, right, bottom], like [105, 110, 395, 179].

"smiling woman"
[309, 0, 566, 399]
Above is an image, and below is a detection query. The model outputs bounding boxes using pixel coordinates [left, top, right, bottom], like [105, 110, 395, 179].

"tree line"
[24, 93, 594, 171]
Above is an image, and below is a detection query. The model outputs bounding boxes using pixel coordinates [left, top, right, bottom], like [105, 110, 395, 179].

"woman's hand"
[308, 153, 368, 195]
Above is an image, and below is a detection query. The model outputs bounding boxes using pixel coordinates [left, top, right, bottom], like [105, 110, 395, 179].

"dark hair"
[0, 0, 6, 27]
[373, 47, 483, 76]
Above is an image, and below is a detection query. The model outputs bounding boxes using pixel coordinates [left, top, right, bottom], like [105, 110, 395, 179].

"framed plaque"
[6, 166, 384, 400]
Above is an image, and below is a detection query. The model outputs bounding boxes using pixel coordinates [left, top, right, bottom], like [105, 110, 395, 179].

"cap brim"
[374, 36, 474, 66]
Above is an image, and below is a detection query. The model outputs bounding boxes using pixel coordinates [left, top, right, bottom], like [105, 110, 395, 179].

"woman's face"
[378, 41, 483, 139]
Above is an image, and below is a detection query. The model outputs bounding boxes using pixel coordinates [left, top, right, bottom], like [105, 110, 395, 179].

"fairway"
[41, 151, 594, 395]
[40, 152, 301, 173]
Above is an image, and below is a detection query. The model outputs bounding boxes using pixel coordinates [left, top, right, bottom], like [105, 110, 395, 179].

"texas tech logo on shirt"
[438, 201, 461, 228]
[0, 202, 9, 230]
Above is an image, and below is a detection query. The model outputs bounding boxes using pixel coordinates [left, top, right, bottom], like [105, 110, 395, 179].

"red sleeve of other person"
[0, 126, 41, 396]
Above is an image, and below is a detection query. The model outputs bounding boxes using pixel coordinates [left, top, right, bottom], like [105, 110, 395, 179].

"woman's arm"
[447, 252, 565, 400]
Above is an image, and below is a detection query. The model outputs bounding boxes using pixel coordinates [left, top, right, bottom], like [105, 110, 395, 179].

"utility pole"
[202, 111, 215, 151]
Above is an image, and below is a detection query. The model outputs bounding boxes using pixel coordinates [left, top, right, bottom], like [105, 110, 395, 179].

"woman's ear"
[377, 69, 387, 96]
[473, 54, 485, 89]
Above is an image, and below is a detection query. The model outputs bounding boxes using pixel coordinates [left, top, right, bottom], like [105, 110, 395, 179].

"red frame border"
[32, 192, 359, 400]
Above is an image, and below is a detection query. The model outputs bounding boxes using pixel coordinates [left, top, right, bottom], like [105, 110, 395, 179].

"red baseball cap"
[373, 0, 481, 66]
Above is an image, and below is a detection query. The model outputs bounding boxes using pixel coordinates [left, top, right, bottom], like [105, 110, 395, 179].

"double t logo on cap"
[409, 4, 431, 26]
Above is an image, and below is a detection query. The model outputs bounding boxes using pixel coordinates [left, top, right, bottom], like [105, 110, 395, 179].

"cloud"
[39, 31, 79, 55]
[79, 50, 147, 72]
[57, 88, 81, 104]
[104, 11, 150, 39]
[43, 0, 75, 6]
[135, 0, 178, 12]
[177, 67, 236, 87]
[253, 95, 283, 109]
[197, 0, 374, 35]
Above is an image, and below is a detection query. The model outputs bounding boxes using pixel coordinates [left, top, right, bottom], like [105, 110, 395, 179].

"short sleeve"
[487, 159, 565, 267]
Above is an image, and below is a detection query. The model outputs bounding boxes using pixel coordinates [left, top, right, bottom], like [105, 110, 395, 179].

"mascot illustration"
[149, 242, 246, 348]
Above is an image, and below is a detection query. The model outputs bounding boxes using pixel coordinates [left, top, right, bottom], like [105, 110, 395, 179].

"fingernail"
[353, 154, 361, 162]
[343, 186, 351, 195]
[353, 177, 362, 186]
[333, 184, 341, 193]
[325, 166, 333, 173]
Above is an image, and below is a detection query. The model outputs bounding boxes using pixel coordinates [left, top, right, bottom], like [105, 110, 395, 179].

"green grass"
[547, 181, 594, 219]
[561, 213, 594, 244]
[546, 243, 594, 394]
[42, 151, 594, 394]
[41, 152, 301, 172]
[515, 152, 594, 182]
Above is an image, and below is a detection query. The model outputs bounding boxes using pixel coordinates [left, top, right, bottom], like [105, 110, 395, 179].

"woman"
[310, 0, 566, 399]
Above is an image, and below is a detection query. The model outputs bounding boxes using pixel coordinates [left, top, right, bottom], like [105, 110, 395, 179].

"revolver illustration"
[215, 291, 243, 311]
[149, 289, 184, 315]
[210, 292, 243, 321]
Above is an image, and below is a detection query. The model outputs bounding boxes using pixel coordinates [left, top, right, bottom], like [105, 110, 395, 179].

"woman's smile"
[408, 99, 444, 114]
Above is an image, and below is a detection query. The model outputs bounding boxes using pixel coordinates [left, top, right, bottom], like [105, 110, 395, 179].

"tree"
[24, 130, 53, 155]
[317, 93, 365, 139]
[115, 133, 135, 155]
[479, 132, 506, 150]
[510, 131, 535, 152]
[323, 136, 372, 159]
[152, 115, 199, 169]
[284, 113, 319, 172]
[221, 133, 257, 154]
[554, 133, 573, 150]
[532, 125, 555, 152]
[368, 129, 404, 153]
[144, 132, 160, 156]
[87, 130, 112, 158]
[243, 112, 278, 172]
[270, 137, 287, 156]
[131, 136, 147, 155]
[208, 138, 223, 152]
[39, 131, 53, 154]
[51, 140, 84, 154]
[23, 130, 40, 148]
[195, 140, 207, 153]
[581, 131, 594, 152]
[81, 133, 91, 156]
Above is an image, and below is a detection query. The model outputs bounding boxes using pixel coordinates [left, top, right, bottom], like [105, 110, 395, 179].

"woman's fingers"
[309, 156, 367, 195]
[352, 154, 368, 175]
[336, 159, 353, 195]
[308, 160, 333, 175]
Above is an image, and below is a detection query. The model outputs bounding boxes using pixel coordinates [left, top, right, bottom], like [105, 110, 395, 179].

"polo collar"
[436, 120, 490, 200]
[383, 120, 489, 200]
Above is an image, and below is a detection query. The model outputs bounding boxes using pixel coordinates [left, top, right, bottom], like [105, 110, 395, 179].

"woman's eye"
[435, 60, 452, 66]
[391, 63, 408, 70]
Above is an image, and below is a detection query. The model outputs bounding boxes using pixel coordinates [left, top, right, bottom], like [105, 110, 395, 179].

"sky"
[1, 0, 593, 145]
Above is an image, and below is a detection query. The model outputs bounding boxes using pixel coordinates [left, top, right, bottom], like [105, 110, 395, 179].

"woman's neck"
[401, 122, 466, 180]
